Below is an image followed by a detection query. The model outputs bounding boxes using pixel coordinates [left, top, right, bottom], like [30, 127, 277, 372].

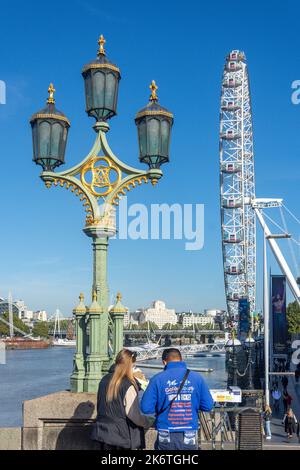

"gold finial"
[47, 83, 56, 104]
[98, 34, 106, 56]
[149, 80, 158, 101]
[92, 290, 97, 302]
[79, 292, 84, 302]
[116, 292, 122, 302]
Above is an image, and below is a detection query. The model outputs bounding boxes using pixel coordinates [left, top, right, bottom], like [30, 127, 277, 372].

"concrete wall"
[21, 390, 157, 450]
[2, 390, 258, 450]
[0, 428, 21, 450]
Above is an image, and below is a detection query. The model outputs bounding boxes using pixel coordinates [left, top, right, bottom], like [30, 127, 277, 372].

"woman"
[282, 408, 298, 439]
[91, 349, 151, 450]
[263, 405, 272, 440]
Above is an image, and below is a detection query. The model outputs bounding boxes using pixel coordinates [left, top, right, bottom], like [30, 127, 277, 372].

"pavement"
[265, 368, 300, 450]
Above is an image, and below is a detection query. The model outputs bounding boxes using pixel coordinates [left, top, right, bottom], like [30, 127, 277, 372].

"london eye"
[220, 50, 256, 320]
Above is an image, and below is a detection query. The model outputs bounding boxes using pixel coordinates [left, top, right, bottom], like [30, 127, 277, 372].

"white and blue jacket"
[141, 361, 214, 432]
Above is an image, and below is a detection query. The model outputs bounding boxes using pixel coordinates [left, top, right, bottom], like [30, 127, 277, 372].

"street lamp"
[225, 329, 241, 387]
[30, 83, 70, 171]
[244, 331, 255, 389]
[30, 36, 173, 393]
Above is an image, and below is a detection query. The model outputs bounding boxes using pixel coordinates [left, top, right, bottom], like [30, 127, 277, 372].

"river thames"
[0, 347, 227, 427]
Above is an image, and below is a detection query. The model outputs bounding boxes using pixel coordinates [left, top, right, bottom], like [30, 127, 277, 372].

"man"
[141, 348, 214, 450]
[271, 385, 281, 413]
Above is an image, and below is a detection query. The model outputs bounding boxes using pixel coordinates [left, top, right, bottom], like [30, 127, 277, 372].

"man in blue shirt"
[141, 348, 214, 450]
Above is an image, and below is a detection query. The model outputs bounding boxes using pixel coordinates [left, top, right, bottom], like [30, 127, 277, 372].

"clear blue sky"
[1, 0, 300, 316]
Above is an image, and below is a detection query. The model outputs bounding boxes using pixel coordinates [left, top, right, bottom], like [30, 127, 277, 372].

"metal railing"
[199, 405, 263, 450]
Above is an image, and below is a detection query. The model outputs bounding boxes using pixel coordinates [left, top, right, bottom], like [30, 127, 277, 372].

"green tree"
[0, 312, 30, 336]
[32, 321, 49, 338]
[287, 301, 300, 334]
[139, 322, 159, 330]
[162, 323, 180, 330]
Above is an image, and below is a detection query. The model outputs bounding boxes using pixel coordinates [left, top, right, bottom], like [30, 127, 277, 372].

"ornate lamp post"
[245, 331, 255, 390]
[225, 328, 241, 387]
[30, 36, 173, 393]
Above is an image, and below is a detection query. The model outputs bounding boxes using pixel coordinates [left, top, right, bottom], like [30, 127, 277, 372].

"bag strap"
[157, 369, 190, 417]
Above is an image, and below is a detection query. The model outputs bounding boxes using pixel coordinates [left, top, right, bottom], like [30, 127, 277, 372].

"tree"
[32, 321, 49, 338]
[138, 322, 159, 330]
[162, 323, 180, 330]
[287, 301, 300, 334]
[0, 312, 30, 336]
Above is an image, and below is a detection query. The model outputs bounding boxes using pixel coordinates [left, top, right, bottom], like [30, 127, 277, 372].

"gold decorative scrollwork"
[80, 156, 121, 198]
[111, 175, 149, 206]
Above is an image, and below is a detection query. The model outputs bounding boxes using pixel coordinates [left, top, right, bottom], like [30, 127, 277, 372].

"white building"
[204, 309, 225, 317]
[182, 313, 215, 328]
[109, 304, 131, 327]
[33, 310, 48, 322]
[140, 300, 177, 329]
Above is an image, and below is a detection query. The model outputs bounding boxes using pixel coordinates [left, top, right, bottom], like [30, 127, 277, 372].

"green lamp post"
[110, 292, 127, 358]
[30, 35, 173, 393]
[70, 293, 87, 393]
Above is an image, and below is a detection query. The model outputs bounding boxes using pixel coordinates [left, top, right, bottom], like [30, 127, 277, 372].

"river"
[0, 347, 226, 427]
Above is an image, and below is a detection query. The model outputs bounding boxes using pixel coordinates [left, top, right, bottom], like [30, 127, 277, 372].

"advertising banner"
[271, 275, 288, 355]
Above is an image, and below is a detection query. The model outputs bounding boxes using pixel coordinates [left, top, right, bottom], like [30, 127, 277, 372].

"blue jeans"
[155, 430, 198, 451]
[265, 420, 272, 438]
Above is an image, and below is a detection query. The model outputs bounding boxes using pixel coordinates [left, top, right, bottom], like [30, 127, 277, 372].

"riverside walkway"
[265, 367, 300, 450]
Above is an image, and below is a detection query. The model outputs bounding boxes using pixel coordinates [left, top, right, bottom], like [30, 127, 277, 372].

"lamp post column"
[247, 343, 254, 390]
[84, 226, 112, 375]
[110, 293, 126, 358]
[70, 294, 87, 393]
[92, 236, 109, 310]
[232, 344, 238, 387]
[84, 292, 105, 392]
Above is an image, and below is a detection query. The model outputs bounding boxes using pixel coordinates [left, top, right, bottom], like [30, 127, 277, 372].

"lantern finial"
[116, 292, 122, 302]
[149, 80, 158, 102]
[98, 34, 106, 56]
[47, 83, 56, 104]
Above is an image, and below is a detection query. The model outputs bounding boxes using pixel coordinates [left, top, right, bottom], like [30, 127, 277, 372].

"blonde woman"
[263, 405, 272, 440]
[91, 349, 151, 450]
[282, 408, 298, 439]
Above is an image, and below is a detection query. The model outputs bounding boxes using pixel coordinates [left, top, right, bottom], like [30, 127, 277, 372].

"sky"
[1, 0, 300, 317]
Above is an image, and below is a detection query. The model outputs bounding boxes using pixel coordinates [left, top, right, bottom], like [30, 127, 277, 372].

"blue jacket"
[141, 361, 214, 431]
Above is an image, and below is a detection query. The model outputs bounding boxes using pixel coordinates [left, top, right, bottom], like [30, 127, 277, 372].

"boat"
[52, 338, 76, 347]
[52, 309, 75, 347]
[3, 337, 50, 350]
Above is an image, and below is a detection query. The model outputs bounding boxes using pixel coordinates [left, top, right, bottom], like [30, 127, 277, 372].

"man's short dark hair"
[162, 348, 182, 362]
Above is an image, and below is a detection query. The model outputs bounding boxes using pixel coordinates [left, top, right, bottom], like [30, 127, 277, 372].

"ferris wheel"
[220, 50, 256, 320]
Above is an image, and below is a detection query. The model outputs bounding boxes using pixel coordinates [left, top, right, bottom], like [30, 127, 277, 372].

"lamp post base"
[70, 373, 85, 393]
[84, 354, 111, 393]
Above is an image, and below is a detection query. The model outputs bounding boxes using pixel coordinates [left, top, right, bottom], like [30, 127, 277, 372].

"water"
[0, 348, 226, 427]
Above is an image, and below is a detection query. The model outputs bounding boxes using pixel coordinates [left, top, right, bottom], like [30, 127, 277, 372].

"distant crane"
[8, 292, 14, 338]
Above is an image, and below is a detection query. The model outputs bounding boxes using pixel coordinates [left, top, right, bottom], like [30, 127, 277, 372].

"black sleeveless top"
[91, 370, 145, 449]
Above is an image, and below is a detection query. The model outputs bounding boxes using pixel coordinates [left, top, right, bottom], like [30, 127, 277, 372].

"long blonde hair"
[106, 349, 137, 402]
